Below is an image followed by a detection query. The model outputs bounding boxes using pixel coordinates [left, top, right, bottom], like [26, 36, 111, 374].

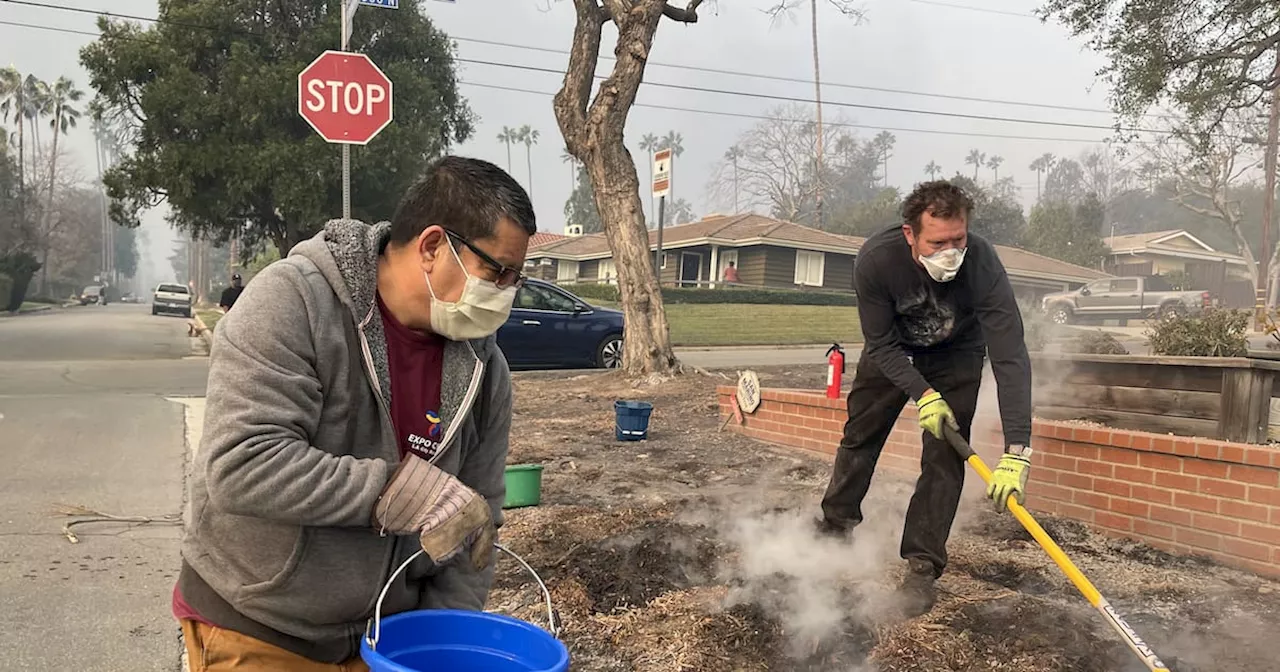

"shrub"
[1061, 330, 1129, 355]
[0, 272, 10, 311]
[556, 283, 858, 306]
[0, 251, 40, 312]
[1145, 308, 1249, 357]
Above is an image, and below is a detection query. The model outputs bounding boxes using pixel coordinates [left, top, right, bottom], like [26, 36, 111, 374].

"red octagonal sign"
[298, 50, 393, 145]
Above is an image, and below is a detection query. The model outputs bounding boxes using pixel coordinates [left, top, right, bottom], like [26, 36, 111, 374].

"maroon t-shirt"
[172, 294, 447, 626]
[377, 294, 447, 462]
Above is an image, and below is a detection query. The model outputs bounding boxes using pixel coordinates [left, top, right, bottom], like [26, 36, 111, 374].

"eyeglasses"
[444, 229, 527, 289]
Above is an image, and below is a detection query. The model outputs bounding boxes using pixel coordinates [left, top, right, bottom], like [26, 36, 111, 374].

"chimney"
[565, 224, 584, 237]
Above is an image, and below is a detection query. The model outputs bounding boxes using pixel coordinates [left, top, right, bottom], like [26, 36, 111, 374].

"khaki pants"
[181, 620, 370, 672]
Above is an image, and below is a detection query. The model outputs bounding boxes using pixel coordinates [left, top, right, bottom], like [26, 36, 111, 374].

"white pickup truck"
[151, 283, 193, 318]
[1041, 275, 1213, 325]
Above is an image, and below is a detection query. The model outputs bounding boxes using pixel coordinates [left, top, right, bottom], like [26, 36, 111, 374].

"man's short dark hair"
[901, 180, 974, 233]
[388, 156, 536, 245]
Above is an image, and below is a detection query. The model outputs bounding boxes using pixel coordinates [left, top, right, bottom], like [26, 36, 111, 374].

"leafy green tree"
[1042, 0, 1279, 128]
[949, 175, 1026, 246]
[1043, 158, 1087, 205]
[563, 165, 602, 234]
[660, 198, 695, 227]
[829, 187, 901, 237]
[1025, 195, 1110, 268]
[80, 0, 474, 254]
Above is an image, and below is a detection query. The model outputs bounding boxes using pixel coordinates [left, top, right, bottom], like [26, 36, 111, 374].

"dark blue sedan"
[497, 280, 625, 370]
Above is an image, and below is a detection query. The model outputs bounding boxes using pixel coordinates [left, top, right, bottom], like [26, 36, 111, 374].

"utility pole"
[1262, 46, 1280, 311]
[810, 0, 824, 228]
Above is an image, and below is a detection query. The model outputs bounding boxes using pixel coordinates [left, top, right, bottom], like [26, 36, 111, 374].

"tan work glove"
[373, 455, 495, 571]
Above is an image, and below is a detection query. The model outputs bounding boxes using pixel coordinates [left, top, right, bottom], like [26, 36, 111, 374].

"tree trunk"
[525, 145, 534, 198]
[553, 0, 702, 376]
[505, 142, 512, 173]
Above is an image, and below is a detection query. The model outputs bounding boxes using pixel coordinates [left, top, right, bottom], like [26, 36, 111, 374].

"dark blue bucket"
[360, 609, 569, 672]
[614, 400, 653, 441]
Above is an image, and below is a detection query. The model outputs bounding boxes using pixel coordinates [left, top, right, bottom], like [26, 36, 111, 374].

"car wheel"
[1049, 305, 1072, 325]
[151, 307, 157, 315]
[184, 309, 193, 319]
[597, 335, 623, 369]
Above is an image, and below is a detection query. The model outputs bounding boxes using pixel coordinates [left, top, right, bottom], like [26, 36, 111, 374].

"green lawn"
[664, 304, 862, 347]
[196, 309, 224, 331]
[18, 301, 52, 313]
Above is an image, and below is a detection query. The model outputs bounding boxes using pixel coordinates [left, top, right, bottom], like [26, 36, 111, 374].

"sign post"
[652, 148, 672, 277]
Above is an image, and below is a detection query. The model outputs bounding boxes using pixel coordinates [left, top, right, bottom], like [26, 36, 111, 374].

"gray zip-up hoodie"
[178, 219, 510, 662]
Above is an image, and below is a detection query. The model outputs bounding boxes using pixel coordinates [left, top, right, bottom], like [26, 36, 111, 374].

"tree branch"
[662, 0, 704, 22]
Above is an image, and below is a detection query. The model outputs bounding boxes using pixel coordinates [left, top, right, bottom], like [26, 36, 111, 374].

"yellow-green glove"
[916, 391, 958, 440]
[987, 453, 1031, 512]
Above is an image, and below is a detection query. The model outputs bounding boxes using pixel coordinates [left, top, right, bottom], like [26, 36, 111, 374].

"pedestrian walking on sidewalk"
[815, 180, 1034, 618]
[174, 156, 535, 670]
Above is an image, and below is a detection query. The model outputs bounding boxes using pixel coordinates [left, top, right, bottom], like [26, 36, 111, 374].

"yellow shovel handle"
[943, 427, 1171, 672]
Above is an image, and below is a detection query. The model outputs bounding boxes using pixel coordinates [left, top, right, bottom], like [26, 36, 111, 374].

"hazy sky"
[1, 0, 1132, 252]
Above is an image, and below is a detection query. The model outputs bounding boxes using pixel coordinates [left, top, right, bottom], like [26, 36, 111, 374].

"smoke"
[695, 478, 916, 671]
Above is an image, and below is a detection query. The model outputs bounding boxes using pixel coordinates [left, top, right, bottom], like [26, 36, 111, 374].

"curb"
[192, 312, 214, 351]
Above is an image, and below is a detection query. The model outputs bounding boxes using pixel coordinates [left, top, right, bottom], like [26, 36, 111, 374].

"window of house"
[556, 260, 579, 282]
[794, 250, 825, 287]
[598, 259, 617, 284]
[718, 250, 739, 281]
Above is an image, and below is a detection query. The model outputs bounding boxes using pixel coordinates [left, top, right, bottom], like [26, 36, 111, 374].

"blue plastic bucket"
[360, 609, 569, 672]
[614, 400, 653, 441]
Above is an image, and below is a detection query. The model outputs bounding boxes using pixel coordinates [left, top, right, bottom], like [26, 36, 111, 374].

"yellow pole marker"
[944, 426, 1171, 672]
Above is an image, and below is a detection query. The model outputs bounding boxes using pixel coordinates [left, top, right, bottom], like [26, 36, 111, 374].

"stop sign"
[298, 50, 394, 145]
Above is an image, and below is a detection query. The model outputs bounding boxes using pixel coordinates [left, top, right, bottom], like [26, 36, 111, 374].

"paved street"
[0, 304, 207, 671]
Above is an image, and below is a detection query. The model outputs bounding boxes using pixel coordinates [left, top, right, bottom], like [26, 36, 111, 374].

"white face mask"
[919, 247, 967, 283]
[423, 238, 517, 341]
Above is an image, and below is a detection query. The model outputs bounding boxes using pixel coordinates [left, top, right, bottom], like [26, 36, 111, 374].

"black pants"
[819, 349, 985, 576]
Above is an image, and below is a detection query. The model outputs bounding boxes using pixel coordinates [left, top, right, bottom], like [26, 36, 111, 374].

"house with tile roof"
[527, 214, 1110, 301]
[1103, 229, 1250, 280]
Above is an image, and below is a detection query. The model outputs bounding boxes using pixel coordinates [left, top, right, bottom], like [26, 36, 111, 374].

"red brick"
[1133, 518, 1175, 541]
[1112, 431, 1135, 449]
[1139, 453, 1182, 472]
[1065, 444, 1101, 461]
[1114, 465, 1155, 484]
[1171, 439, 1197, 456]
[1245, 448, 1277, 468]
[1130, 484, 1174, 505]
[1247, 486, 1280, 506]
[1058, 472, 1094, 490]
[1096, 511, 1133, 531]
[1184, 459, 1230, 479]
[1269, 508, 1280, 526]
[1090, 429, 1113, 446]
[1196, 442, 1223, 460]
[1240, 522, 1280, 546]
[1031, 468, 1061, 485]
[1230, 464, 1280, 487]
[1220, 500, 1271, 524]
[1193, 513, 1241, 536]
[1112, 498, 1150, 518]
[1077, 459, 1115, 478]
[1030, 499, 1061, 515]
[1094, 478, 1132, 498]
[1175, 527, 1223, 551]
[1056, 503, 1096, 523]
[1174, 492, 1220, 514]
[1223, 537, 1272, 562]
[1131, 434, 1153, 451]
[1152, 437, 1176, 454]
[1030, 482, 1074, 503]
[1151, 505, 1193, 526]
[1154, 471, 1198, 491]
[1097, 446, 1140, 465]
[1201, 478, 1248, 500]
[1221, 444, 1246, 463]
[1041, 454, 1077, 471]
[1074, 491, 1110, 510]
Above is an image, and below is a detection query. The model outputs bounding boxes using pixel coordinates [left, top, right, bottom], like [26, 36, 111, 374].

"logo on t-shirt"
[406, 410, 445, 462]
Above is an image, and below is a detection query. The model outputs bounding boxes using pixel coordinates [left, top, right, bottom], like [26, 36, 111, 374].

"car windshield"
[158, 284, 189, 294]
[83, 286, 101, 295]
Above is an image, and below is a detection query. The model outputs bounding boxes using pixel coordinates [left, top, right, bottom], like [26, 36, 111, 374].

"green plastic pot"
[503, 464, 544, 509]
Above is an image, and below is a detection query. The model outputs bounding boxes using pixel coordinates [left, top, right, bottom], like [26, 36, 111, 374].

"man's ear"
[417, 226, 446, 270]
[901, 223, 915, 246]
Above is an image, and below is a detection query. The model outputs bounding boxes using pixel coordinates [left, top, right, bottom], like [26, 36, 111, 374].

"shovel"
[944, 426, 1171, 672]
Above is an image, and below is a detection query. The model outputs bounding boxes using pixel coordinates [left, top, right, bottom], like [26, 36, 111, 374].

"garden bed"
[488, 366, 1280, 671]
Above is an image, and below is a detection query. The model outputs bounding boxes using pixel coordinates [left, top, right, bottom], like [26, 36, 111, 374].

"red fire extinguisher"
[826, 343, 845, 399]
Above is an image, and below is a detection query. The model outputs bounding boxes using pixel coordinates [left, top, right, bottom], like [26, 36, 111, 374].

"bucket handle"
[364, 543, 559, 651]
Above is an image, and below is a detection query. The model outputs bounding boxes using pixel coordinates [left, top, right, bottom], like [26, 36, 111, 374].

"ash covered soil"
[487, 366, 1280, 672]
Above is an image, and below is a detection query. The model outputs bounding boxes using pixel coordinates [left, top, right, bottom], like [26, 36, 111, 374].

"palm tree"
[924, 160, 942, 180]
[23, 76, 49, 173]
[986, 155, 1004, 181]
[497, 126, 518, 172]
[561, 147, 578, 192]
[1028, 152, 1055, 202]
[964, 149, 985, 180]
[0, 67, 25, 218]
[516, 124, 539, 198]
[36, 77, 83, 295]
[659, 131, 684, 204]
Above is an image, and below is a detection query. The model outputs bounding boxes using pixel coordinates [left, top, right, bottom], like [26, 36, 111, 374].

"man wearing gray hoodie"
[173, 156, 536, 670]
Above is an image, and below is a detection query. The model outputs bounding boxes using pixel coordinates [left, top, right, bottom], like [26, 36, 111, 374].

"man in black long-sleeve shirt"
[817, 180, 1034, 617]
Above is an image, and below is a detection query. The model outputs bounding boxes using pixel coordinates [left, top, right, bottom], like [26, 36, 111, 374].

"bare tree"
[704, 103, 845, 222]
[1146, 110, 1267, 292]
[554, 0, 705, 376]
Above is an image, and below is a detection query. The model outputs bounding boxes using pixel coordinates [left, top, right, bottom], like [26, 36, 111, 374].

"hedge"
[557, 283, 857, 306]
[0, 273, 10, 312]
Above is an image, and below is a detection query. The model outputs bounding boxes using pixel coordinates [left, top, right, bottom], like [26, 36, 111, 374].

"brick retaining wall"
[718, 386, 1280, 577]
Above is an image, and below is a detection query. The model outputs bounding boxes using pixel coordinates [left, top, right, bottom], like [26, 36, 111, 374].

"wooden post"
[1218, 368, 1274, 443]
